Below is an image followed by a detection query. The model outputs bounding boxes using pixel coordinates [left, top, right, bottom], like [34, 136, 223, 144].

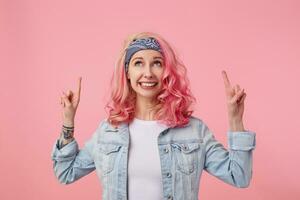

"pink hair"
[104, 32, 197, 128]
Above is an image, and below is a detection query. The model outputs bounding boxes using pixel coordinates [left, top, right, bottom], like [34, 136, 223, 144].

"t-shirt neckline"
[133, 117, 158, 124]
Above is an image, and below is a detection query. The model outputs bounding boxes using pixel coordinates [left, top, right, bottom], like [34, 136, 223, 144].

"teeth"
[140, 82, 157, 87]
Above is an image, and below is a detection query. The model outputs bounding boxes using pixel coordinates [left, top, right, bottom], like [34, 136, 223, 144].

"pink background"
[1, 0, 300, 199]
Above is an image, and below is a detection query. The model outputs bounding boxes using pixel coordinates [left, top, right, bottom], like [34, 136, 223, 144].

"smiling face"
[126, 49, 165, 102]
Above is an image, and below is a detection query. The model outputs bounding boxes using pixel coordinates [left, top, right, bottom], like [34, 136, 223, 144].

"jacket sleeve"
[201, 121, 256, 188]
[51, 121, 103, 185]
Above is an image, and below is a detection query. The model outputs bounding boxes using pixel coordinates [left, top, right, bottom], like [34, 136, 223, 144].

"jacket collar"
[104, 121, 127, 132]
[104, 118, 191, 132]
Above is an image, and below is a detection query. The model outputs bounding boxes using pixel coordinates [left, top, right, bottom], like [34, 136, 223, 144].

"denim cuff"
[51, 139, 78, 162]
[227, 131, 256, 151]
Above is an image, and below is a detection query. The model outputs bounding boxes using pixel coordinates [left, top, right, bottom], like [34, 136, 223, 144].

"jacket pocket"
[98, 143, 122, 175]
[171, 142, 201, 175]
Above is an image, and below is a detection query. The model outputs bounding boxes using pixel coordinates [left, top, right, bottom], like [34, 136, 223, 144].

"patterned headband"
[124, 37, 162, 73]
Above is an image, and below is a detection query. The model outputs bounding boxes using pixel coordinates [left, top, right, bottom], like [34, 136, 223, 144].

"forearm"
[58, 120, 75, 149]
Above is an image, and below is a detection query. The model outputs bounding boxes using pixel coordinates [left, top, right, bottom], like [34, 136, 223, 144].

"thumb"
[62, 91, 71, 106]
[67, 89, 73, 97]
[230, 89, 244, 104]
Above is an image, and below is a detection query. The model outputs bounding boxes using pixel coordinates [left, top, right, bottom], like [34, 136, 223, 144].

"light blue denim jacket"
[51, 116, 256, 200]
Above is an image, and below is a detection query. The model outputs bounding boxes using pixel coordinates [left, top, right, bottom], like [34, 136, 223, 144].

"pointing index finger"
[222, 70, 231, 88]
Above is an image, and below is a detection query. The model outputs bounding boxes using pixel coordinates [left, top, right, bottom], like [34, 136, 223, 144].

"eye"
[134, 61, 142, 66]
[154, 60, 162, 66]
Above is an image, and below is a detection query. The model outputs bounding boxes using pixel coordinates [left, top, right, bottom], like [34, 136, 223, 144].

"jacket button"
[167, 195, 173, 200]
[164, 148, 169, 153]
[183, 145, 189, 150]
[166, 172, 172, 178]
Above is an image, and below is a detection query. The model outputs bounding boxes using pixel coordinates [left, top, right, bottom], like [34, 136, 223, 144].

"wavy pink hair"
[104, 32, 197, 128]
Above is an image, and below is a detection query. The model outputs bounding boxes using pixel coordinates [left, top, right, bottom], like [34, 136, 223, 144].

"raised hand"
[221, 70, 246, 126]
[60, 77, 82, 125]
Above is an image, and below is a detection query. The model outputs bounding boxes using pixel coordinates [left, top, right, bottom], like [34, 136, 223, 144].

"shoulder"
[188, 115, 206, 127]
[187, 115, 210, 135]
[167, 116, 207, 141]
[98, 118, 119, 130]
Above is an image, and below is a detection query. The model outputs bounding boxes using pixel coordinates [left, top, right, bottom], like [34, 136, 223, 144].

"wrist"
[61, 123, 75, 140]
[63, 120, 74, 127]
[229, 119, 245, 132]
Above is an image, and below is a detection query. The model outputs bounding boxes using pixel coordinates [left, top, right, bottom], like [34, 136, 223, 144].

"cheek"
[129, 79, 139, 88]
[156, 71, 164, 82]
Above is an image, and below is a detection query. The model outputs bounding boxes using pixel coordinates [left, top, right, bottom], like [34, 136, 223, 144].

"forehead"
[131, 49, 163, 60]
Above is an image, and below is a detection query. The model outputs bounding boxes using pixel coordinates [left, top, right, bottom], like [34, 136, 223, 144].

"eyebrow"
[132, 56, 163, 61]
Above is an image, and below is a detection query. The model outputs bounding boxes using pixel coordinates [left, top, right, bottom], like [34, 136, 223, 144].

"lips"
[138, 82, 158, 88]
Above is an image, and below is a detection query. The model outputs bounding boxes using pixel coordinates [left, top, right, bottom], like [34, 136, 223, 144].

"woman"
[51, 32, 256, 200]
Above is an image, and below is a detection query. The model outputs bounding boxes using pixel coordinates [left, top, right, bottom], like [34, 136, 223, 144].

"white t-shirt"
[128, 117, 168, 200]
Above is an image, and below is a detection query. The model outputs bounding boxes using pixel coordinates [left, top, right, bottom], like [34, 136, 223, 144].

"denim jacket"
[51, 116, 256, 200]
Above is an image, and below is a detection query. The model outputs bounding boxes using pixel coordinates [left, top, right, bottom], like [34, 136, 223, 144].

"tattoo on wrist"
[62, 125, 74, 140]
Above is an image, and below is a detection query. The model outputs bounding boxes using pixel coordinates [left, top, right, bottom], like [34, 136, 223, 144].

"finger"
[77, 77, 82, 97]
[230, 88, 245, 104]
[60, 96, 66, 107]
[67, 90, 73, 97]
[234, 84, 241, 94]
[222, 70, 231, 89]
[62, 91, 71, 106]
[237, 93, 246, 104]
[240, 93, 247, 103]
[236, 84, 241, 92]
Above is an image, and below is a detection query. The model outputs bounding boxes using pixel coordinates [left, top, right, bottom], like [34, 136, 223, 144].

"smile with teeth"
[139, 82, 158, 88]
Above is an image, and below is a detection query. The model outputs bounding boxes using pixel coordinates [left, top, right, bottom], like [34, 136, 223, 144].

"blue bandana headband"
[124, 37, 162, 73]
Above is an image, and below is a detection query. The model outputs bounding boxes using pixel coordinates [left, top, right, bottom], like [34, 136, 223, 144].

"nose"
[144, 73, 153, 78]
[143, 64, 153, 78]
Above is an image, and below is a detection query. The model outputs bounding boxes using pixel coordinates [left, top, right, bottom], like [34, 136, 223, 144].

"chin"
[137, 90, 162, 100]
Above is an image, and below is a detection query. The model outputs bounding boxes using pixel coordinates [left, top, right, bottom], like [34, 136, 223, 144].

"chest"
[93, 127, 205, 177]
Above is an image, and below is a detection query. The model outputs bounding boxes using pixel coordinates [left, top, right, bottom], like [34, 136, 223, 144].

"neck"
[135, 95, 160, 120]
